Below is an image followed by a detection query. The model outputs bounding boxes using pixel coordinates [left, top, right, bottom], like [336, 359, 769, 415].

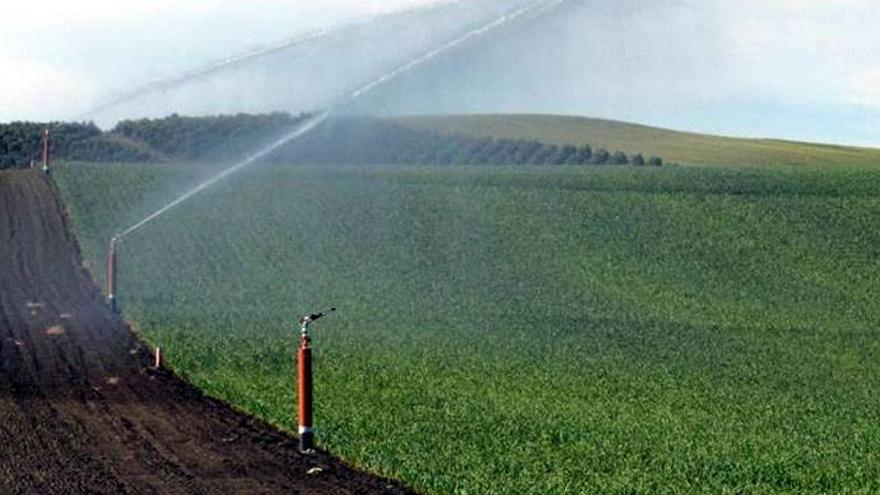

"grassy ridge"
[397, 114, 880, 168]
[55, 162, 880, 493]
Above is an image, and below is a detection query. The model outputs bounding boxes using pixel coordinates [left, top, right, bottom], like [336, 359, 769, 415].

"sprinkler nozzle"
[298, 308, 336, 339]
[299, 307, 336, 326]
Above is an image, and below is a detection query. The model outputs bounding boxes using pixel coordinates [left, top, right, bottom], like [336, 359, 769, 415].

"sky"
[1, 0, 878, 146]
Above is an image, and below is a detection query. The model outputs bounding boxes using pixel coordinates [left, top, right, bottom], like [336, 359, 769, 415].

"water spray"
[77, 29, 330, 120]
[115, 0, 564, 241]
[296, 307, 336, 453]
[116, 113, 328, 239]
[348, 0, 564, 102]
[76, 1, 482, 120]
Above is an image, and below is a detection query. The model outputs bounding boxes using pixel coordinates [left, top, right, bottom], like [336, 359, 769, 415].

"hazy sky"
[2, 0, 879, 146]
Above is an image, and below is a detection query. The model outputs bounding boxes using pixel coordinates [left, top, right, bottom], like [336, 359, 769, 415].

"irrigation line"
[117, 0, 569, 239]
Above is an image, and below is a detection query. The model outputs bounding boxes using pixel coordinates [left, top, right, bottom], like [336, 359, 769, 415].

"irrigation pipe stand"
[296, 307, 335, 453]
[41, 128, 51, 175]
[107, 236, 119, 312]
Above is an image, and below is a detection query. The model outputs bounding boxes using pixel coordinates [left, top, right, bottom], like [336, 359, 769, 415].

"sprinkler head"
[298, 307, 336, 336]
[298, 307, 336, 326]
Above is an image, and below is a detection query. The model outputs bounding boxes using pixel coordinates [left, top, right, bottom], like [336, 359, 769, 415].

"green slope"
[396, 114, 880, 168]
[55, 162, 880, 494]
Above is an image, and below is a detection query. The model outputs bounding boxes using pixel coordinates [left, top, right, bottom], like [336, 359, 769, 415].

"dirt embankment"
[0, 170, 412, 494]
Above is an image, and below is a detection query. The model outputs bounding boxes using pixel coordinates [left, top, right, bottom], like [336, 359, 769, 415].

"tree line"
[0, 113, 311, 168]
[0, 113, 665, 168]
[269, 117, 664, 167]
[1, 121, 103, 167]
[113, 112, 312, 161]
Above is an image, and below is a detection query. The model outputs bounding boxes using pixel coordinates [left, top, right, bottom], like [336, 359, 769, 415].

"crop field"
[54, 162, 880, 493]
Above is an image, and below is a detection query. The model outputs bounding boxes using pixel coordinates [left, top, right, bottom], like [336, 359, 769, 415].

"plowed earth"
[0, 170, 412, 494]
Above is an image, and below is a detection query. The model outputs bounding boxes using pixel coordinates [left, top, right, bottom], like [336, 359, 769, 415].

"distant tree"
[534, 144, 557, 164]
[611, 151, 629, 165]
[554, 145, 576, 165]
[470, 138, 494, 164]
[574, 145, 592, 165]
[592, 148, 609, 165]
[512, 140, 541, 164]
[631, 153, 645, 166]
[648, 156, 663, 167]
[499, 142, 513, 162]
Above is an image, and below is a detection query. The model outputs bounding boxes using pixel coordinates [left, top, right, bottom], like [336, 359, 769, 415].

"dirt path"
[0, 170, 413, 494]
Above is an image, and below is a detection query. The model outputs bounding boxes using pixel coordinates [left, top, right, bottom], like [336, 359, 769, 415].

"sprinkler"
[41, 128, 51, 174]
[107, 236, 119, 312]
[296, 307, 335, 453]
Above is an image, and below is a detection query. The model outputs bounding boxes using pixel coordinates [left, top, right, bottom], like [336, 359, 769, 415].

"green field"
[398, 114, 880, 168]
[55, 160, 880, 493]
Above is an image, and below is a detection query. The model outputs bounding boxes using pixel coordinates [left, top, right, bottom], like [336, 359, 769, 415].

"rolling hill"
[397, 114, 880, 168]
[6, 112, 879, 169]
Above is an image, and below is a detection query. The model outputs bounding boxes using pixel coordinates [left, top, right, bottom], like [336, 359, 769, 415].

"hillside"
[6, 113, 878, 169]
[397, 114, 880, 168]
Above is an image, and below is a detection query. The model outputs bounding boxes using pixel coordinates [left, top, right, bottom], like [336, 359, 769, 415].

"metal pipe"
[107, 236, 118, 312]
[296, 307, 334, 453]
[41, 129, 50, 173]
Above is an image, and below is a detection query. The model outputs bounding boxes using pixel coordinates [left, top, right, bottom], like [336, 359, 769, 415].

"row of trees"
[0, 122, 99, 167]
[0, 121, 167, 168]
[113, 112, 313, 161]
[0, 113, 665, 168]
[0, 113, 314, 168]
[269, 118, 664, 167]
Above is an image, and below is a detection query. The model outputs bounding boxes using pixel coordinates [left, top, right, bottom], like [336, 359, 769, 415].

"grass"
[396, 114, 880, 168]
[54, 161, 880, 494]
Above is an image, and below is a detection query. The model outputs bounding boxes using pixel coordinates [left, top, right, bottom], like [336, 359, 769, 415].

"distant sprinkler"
[41, 129, 51, 175]
[107, 236, 119, 312]
[296, 307, 336, 453]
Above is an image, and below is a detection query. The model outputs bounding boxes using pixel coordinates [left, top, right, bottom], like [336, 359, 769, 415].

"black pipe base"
[299, 428, 314, 454]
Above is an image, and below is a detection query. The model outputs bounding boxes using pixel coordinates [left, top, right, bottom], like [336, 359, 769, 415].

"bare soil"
[0, 170, 414, 494]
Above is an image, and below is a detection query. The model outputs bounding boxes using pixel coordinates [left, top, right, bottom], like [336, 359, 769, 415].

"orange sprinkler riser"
[294, 308, 333, 454]
[41, 129, 50, 168]
[297, 337, 314, 452]
[107, 237, 117, 312]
